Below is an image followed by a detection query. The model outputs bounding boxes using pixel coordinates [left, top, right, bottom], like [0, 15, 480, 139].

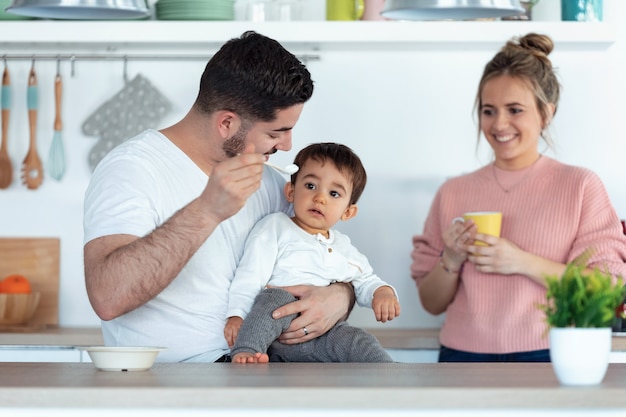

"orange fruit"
[0, 274, 32, 294]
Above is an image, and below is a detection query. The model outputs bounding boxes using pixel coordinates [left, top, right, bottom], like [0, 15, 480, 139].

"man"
[83, 31, 354, 362]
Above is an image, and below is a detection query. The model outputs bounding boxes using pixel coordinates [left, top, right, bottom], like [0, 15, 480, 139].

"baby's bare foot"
[232, 352, 270, 364]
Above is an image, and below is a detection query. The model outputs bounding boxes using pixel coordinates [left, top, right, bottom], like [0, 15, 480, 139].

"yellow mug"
[327, 0, 364, 20]
[456, 211, 502, 246]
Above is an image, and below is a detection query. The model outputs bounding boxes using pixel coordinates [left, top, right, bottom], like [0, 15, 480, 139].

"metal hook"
[30, 55, 35, 71]
[70, 55, 76, 78]
[123, 55, 129, 84]
[3, 55, 6, 69]
[56, 55, 61, 76]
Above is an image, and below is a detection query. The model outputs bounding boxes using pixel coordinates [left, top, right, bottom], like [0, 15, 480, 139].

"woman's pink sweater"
[411, 156, 626, 354]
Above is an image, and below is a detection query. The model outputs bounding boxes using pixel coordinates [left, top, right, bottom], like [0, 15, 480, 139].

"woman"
[411, 33, 626, 362]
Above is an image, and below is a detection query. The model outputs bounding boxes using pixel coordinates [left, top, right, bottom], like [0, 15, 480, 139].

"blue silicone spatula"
[48, 64, 65, 181]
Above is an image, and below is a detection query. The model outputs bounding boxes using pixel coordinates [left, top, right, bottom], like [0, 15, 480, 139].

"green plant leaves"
[539, 260, 625, 328]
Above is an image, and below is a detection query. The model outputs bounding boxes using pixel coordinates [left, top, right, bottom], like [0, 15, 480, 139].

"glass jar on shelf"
[236, 0, 304, 21]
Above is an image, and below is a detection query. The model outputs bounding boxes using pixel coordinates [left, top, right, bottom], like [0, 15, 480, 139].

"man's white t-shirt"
[83, 129, 290, 362]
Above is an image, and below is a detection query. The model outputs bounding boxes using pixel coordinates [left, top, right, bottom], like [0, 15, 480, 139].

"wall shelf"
[0, 20, 616, 53]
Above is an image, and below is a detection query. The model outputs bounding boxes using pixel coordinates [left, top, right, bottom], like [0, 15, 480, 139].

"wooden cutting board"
[0, 238, 60, 328]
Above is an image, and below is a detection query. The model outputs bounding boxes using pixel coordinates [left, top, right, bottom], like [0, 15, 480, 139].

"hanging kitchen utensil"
[47, 59, 65, 181]
[82, 72, 172, 171]
[0, 61, 12, 189]
[21, 61, 43, 190]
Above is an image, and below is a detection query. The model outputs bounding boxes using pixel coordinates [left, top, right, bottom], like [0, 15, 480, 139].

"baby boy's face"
[286, 158, 356, 236]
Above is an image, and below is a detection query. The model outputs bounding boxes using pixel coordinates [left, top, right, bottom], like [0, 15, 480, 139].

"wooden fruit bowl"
[0, 292, 41, 325]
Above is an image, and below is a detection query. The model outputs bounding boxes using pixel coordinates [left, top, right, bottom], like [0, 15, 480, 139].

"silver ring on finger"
[303, 327, 309, 336]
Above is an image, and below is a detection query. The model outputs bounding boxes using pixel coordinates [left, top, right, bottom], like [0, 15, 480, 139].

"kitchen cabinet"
[0, 327, 100, 362]
[3, 328, 625, 363]
[386, 348, 438, 363]
[4, 345, 617, 364]
[387, 349, 626, 363]
[0, 345, 89, 362]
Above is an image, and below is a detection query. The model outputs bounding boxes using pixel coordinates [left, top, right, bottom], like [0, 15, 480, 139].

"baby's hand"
[224, 316, 243, 348]
[372, 286, 400, 323]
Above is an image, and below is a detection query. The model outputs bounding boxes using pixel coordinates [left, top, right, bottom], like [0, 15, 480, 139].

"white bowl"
[79, 346, 166, 371]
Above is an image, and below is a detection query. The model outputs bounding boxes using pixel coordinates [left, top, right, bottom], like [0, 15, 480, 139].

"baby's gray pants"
[231, 287, 393, 363]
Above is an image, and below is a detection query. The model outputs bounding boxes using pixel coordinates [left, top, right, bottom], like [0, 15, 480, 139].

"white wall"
[1, 0, 625, 330]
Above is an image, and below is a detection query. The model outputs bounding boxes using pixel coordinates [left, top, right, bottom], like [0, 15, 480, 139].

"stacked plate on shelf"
[155, 0, 235, 20]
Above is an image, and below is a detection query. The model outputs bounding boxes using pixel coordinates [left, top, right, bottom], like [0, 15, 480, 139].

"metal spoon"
[264, 161, 299, 175]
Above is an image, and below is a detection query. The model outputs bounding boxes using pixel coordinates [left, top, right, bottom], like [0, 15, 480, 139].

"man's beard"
[223, 123, 250, 158]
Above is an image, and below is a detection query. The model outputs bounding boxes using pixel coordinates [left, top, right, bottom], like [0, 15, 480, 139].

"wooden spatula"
[21, 64, 43, 190]
[0, 65, 12, 189]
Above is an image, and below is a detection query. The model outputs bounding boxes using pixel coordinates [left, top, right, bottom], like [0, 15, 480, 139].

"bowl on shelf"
[79, 346, 166, 371]
[0, 292, 41, 325]
[0, 0, 35, 19]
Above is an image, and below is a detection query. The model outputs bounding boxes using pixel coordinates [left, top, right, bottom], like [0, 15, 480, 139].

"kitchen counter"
[1, 327, 442, 349]
[0, 327, 104, 347]
[2, 327, 626, 350]
[2, 361, 626, 412]
[372, 328, 626, 351]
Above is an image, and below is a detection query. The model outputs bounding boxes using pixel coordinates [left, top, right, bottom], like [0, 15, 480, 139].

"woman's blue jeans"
[439, 345, 550, 362]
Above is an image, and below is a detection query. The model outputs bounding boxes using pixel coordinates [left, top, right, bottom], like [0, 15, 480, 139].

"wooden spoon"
[21, 65, 43, 190]
[0, 66, 12, 189]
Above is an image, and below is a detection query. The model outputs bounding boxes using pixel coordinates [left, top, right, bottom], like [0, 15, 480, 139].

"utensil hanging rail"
[0, 53, 321, 62]
[1, 53, 321, 77]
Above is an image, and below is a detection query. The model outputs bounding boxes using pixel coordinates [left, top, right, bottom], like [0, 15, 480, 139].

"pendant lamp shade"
[5, 0, 150, 20]
[381, 0, 525, 20]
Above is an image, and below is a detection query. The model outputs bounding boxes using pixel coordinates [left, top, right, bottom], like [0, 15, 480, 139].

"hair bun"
[518, 33, 554, 56]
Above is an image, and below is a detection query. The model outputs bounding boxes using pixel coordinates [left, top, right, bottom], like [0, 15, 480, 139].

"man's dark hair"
[195, 31, 314, 122]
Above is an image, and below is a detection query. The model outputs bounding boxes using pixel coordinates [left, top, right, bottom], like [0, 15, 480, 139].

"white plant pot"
[549, 327, 611, 386]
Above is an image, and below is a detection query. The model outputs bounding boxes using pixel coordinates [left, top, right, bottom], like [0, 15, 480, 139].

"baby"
[225, 142, 400, 363]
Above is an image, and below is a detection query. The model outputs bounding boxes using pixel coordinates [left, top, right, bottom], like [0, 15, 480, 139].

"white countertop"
[1, 361, 626, 411]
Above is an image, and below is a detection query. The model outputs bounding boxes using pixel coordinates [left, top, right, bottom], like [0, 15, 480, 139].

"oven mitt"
[82, 74, 172, 171]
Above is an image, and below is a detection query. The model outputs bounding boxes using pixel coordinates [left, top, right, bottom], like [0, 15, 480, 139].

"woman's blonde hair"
[474, 33, 561, 148]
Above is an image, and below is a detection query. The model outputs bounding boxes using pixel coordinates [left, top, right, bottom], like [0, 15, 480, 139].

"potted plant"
[538, 253, 626, 386]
